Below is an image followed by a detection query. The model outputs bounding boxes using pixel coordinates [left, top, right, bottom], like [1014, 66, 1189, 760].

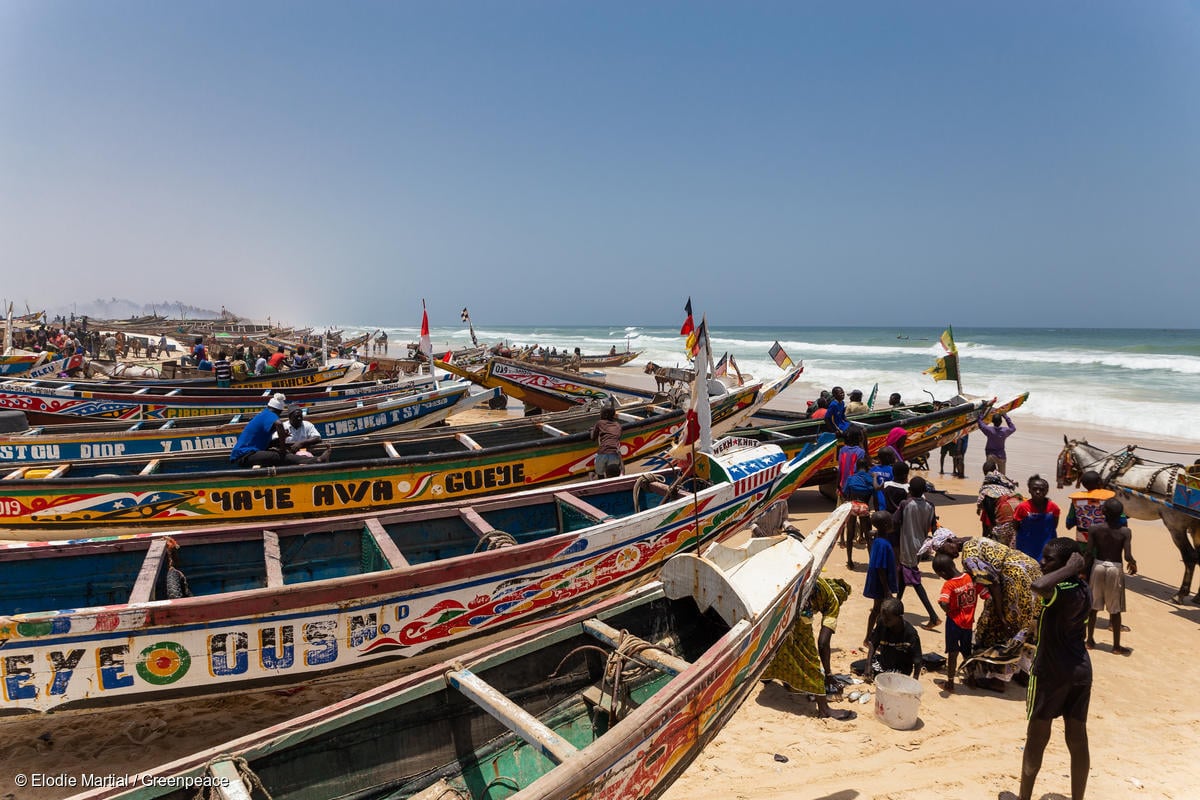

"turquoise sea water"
[341, 322, 1200, 442]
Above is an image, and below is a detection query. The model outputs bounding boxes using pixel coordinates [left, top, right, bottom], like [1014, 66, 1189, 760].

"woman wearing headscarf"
[879, 427, 908, 466]
[976, 457, 1021, 546]
[923, 528, 1040, 692]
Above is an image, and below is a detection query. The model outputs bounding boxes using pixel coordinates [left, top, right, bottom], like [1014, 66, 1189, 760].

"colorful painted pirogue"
[0, 384, 769, 533]
[0, 383, 497, 464]
[0, 438, 835, 716]
[516, 348, 643, 369]
[443, 355, 802, 413]
[729, 393, 1029, 486]
[0, 372, 440, 423]
[65, 503, 846, 800]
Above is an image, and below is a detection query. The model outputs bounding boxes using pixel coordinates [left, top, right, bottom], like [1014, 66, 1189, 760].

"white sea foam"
[958, 342, 1200, 375]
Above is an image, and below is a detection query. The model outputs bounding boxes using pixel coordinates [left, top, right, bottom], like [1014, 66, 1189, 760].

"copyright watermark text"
[12, 772, 231, 789]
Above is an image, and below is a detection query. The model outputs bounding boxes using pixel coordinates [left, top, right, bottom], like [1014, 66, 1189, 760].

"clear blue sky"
[2, 2, 1197, 328]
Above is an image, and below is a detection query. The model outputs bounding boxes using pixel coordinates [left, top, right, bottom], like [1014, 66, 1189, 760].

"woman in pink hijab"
[880, 427, 908, 464]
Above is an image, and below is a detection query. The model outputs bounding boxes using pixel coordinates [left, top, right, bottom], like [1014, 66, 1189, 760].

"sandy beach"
[661, 412, 1200, 800]
[2, 370, 1198, 800]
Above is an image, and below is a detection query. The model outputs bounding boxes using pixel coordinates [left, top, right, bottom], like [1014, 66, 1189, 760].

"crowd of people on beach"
[760, 384, 1140, 800]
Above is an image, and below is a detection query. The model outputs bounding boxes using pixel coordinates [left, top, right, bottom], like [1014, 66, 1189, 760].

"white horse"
[1057, 438, 1200, 604]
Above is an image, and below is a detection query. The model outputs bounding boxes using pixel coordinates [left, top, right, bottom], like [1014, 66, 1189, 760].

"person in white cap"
[230, 393, 296, 467]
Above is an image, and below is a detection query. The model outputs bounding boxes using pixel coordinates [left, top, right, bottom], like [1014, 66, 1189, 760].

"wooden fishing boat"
[0, 383, 498, 464]
[123, 361, 355, 388]
[517, 348, 643, 369]
[4, 352, 85, 379]
[66, 503, 846, 800]
[0, 372, 442, 424]
[6, 362, 357, 393]
[730, 393, 1029, 487]
[1, 438, 836, 717]
[0, 384, 774, 533]
[444, 355, 803, 414]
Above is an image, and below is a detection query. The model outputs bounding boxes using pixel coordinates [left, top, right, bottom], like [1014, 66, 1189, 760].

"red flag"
[682, 408, 700, 445]
[419, 301, 432, 357]
[679, 297, 695, 337]
[442, 350, 453, 363]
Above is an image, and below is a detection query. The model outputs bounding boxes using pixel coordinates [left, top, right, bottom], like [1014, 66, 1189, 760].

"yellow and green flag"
[939, 326, 957, 354]
[924, 351, 960, 382]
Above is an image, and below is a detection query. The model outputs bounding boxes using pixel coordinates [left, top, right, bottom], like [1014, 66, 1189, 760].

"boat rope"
[482, 776, 522, 796]
[602, 630, 658, 721]
[550, 645, 611, 678]
[474, 530, 518, 552]
[193, 755, 272, 800]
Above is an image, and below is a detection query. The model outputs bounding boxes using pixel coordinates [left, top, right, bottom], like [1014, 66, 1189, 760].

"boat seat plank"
[3, 467, 29, 480]
[164, 389, 182, 396]
[538, 423, 569, 437]
[363, 518, 410, 569]
[132, 388, 149, 395]
[446, 667, 578, 765]
[459, 508, 496, 537]
[582, 619, 689, 676]
[616, 412, 641, 424]
[43, 463, 70, 479]
[229, 414, 243, 424]
[139, 460, 161, 476]
[129, 539, 169, 604]
[383, 441, 400, 458]
[126, 421, 145, 432]
[263, 531, 284, 588]
[18, 427, 45, 436]
[554, 491, 612, 522]
[764, 429, 792, 441]
[455, 432, 483, 451]
[160, 420, 176, 429]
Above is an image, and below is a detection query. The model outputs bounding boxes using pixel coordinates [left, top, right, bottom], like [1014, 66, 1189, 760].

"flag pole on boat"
[420, 299, 438, 389]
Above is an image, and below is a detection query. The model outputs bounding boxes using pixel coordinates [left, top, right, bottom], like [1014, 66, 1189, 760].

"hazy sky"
[2, 2, 1197, 328]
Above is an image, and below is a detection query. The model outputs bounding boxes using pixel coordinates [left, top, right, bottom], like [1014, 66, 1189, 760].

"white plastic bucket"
[874, 672, 923, 730]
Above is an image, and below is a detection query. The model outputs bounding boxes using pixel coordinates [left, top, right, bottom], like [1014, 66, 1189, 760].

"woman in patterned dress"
[930, 530, 1040, 691]
[763, 577, 854, 719]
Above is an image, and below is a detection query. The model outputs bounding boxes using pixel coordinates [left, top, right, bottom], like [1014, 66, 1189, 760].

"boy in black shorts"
[933, 552, 989, 692]
[1019, 537, 1091, 800]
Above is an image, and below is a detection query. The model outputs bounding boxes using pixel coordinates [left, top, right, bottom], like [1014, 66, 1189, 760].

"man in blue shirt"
[824, 386, 850, 435]
[231, 393, 294, 467]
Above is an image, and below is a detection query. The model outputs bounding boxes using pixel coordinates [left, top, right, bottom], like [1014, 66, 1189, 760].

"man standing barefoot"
[1019, 538, 1091, 800]
[1086, 498, 1136, 654]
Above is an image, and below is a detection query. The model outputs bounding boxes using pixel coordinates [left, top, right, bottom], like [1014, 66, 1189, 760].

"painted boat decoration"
[0, 383, 498, 464]
[732, 393, 1029, 487]
[19, 352, 86, 379]
[0, 438, 836, 716]
[0, 372, 441, 423]
[0, 384, 768, 533]
[103, 361, 357, 388]
[64, 504, 846, 800]
[443, 355, 803, 415]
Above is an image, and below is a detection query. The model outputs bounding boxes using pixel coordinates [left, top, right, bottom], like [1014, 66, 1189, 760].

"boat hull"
[0, 440, 833, 715]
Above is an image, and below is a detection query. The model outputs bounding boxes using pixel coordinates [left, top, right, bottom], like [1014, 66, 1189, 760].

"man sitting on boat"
[230, 393, 307, 468]
[281, 404, 330, 462]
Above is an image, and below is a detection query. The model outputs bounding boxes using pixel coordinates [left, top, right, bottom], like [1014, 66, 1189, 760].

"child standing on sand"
[863, 511, 899, 647]
[892, 476, 941, 629]
[933, 551, 990, 691]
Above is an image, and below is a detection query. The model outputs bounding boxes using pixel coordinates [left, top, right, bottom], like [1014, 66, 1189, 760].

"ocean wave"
[959, 343, 1200, 375]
